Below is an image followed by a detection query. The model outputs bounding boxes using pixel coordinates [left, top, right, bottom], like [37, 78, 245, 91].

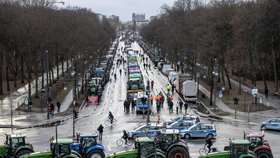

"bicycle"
[199, 144, 217, 155]
[116, 138, 133, 146]
[104, 118, 117, 127]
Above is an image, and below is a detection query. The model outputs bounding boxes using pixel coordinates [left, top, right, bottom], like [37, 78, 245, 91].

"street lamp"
[44, 50, 50, 119]
[9, 91, 17, 134]
[243, 89, 249, 122]
[146, 89, 151, 125]
[212, 71, 218, 110]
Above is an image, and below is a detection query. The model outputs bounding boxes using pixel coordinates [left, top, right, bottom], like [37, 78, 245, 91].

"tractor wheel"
[87, 149, 105, 158]
[63, 155, 81, 158]
[15, 149, 33, 158]
[256, 149, 273, 158]
[167, 146, 190, 158]
[184, 134, 191, 139]
[147, 154, 164, 158]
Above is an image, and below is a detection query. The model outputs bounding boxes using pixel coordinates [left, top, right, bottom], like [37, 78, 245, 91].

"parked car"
[180, 123, 217, 139]
[164, 115, 199, 126]
[261, 117, 280, 130]
[127, 123, 165, 139]
[166, 121, 195, 131]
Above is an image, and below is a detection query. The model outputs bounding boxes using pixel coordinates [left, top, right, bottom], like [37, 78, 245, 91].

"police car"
[164, 115, 199, 126]
[180, 123, 217, 139]
[166, 120, 195, 131]
[261, 117, 280, 130]
[127, 123, 165, 139]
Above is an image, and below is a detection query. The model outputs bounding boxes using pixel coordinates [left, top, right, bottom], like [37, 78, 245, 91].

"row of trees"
[0, 0, 116, 97]
[141, 0, 280, 103]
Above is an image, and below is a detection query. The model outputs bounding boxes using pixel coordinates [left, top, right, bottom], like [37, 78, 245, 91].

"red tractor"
[244, 131, 273, 158]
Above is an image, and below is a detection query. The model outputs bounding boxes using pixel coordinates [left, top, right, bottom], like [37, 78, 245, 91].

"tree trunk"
[56, 59, 59, 80]
[271, 36, 278, 93]
[238, 70, 241, 94]
[41, 54, 44, 89]
[20, 53, 24, 84]
[0, 51, 3, 95]
[224, 65, 232, 89]
[6, 66, 10, 92]
[61, 57, 64, 76]
[209, 75, 214, 105]
[34, 61, 39, 98]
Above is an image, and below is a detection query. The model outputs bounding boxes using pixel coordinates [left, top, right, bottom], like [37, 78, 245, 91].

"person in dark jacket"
[97, 124, 104, 140]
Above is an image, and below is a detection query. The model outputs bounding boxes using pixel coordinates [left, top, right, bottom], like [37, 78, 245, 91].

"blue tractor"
[71, 133, 105, 158]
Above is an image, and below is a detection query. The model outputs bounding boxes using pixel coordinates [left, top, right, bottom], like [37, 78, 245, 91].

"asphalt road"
[0, 40, 279, 157]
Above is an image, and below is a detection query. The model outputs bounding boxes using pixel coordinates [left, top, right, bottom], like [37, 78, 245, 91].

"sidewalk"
[0, 86, 75, 128]
[229, 78, 280, 110]
[0, 61, 71, 116]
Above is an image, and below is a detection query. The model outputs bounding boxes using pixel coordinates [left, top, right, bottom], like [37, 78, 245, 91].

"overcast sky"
[59, 0, 176, 22]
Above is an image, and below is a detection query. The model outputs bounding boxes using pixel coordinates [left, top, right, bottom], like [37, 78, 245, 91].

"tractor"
[198, 139, 255, 158]
[71, 133, 105, 158]
[106, 137, 166, 158]
[245, 132, 273, 158]
[155, 129, 190, 158]
[0, 134, 33, 158]
[20, 138, 82, 158]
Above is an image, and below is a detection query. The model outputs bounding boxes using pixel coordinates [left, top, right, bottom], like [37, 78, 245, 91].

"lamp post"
[9, 91, 15, 134]
[44, 50, 50, 119]
[146, 89, 151, 125]
[243, 89, 249, 122]
[212, 71, 218, 110]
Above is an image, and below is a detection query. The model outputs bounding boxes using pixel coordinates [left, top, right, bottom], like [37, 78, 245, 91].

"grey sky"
[60, 0, 176, 22]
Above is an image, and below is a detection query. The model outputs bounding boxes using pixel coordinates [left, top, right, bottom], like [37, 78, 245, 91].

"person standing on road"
[166, 84, 171, 94]
[265, 87, 269, 99]
[176, 101, 179, 114]
[184, 102, 189, 115]
[171, 84, 175, 95]
[151, 80, 154, 89]
[97, 124, 104, 140]
[123, 100, 130, 113]
[179, 100, 183, 113]
[56, 101, 61, 112]
[150, 95, 154, 106]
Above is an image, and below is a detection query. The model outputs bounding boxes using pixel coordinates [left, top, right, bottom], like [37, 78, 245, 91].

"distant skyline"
[59, 0, 176, 22]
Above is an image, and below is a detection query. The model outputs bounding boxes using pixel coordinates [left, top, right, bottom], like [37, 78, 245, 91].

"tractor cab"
[246, 132, 267, 148]
[71, 133, 105, 158]
[229, 140, 254, 158]
[50, 138, 73, 157]
[135, 137, 165, 158]
[155, 129, 181, 150]
[128, 78, 143, 90]
[3, 134, 33, 157]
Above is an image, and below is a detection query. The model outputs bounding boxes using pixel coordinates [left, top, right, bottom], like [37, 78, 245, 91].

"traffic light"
[234, 97, 239, 105]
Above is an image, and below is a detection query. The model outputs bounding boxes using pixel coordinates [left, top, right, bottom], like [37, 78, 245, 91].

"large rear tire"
[256, 149, 273, 158]
[87, 149, 105, 158]
[148, 154, 165, 158]
[167, 146, 190, 158]
[15, 149, 33, 158]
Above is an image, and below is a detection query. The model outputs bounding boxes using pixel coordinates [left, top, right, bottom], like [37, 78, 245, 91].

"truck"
[174, 74, 192, 94]
[168, 71, 178, 83]
[182, 80, 198, 102]
[162, 64, 172, 75]
[135, 92, 149, 114]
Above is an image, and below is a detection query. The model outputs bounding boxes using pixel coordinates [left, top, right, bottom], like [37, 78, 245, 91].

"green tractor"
[106, 137, 166, 158]
[20, 138, 82, 158]
[155, 129, 190, 158]
[0, 134, 33, 158]
[198, 139, 255, 158]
